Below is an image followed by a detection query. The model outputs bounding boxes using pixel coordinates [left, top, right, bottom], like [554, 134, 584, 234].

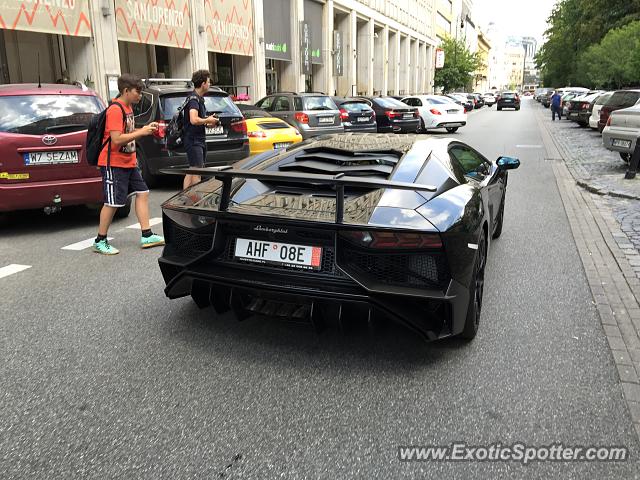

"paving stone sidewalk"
[536, 108, 640, 442]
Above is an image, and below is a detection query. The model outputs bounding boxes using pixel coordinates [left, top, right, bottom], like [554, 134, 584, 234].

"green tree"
[577, 21, 640, 88]
[536, 0, 640, 86]
[434, 36, 482, 92]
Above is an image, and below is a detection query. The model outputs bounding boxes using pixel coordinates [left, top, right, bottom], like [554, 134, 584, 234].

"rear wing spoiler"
[160, 166, 437, 224]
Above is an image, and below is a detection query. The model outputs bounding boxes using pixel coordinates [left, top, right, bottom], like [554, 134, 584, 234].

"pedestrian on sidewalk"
[93, 74, 165, 255]
[551, 91, 563, 121]
[183, 69, 220, 190]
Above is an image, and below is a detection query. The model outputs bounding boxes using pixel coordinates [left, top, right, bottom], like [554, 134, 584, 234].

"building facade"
[0, 0, 438, 102]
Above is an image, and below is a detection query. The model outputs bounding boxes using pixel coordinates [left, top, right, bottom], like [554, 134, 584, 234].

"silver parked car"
[254, 92, 344, 139]
[602, 103, 640, 163]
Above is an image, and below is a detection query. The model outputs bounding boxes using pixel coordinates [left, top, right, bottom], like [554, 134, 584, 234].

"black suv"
[133, 79, 249, 186]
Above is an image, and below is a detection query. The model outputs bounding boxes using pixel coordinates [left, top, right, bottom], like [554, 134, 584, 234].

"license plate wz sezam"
[24, 150, 78, 165]
[234, 238, 322, 270]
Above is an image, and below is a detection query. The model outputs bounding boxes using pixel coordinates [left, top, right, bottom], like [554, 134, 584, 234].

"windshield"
[426, 96, 453, 105]
[340, 102, 372, 112]
[0, 94, 103, 135]
[302, 96, 338, 111]
[372, 97, 408, 108]
[161, 94, 239, 119]
[502, 93, 516, 99]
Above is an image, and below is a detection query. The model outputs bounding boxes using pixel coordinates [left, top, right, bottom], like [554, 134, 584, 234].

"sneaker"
[93, 239, 119, 255]
[140, 233, 165, 249]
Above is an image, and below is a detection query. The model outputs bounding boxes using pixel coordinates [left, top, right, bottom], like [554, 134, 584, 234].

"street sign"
[435, 48, 445, 69]
[334, 31, 343, 77]
[301, 21, 311, 75]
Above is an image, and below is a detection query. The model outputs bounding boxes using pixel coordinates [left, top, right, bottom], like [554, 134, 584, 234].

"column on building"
[204, 0, 256, 101]
[302, 0, 326, 93]
[388, 30, 399, 96]
[355, 16, 372, 95]
[322, 0, 335, 96]
[372, 22, 384, 95]
[333, 7, 354, 97]
[399, 34, 409, 96]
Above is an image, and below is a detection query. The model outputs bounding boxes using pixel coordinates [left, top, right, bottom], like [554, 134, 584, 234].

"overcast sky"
[475, 0, 559, 43]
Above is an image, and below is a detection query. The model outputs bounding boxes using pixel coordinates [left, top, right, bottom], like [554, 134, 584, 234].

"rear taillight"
[230, 119, 247, 135]
[429, 108, 442, 115]
[153, 120, 167, 139]
[339, 108, 349, 121]
[384, 110, 400, 119]
[340, 230, 442, 249]
[295, 112, 309, 124]
[247, 130, 267, 138]
[413, 110, 419, 118]
[581, 102, 590, 110]
[606, 116, 613, 127]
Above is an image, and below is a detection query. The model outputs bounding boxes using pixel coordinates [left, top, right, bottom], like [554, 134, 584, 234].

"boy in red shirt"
[94, 74, 164, 255]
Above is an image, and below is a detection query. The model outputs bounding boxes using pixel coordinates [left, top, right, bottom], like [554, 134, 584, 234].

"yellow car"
[237, 105, 302, 154]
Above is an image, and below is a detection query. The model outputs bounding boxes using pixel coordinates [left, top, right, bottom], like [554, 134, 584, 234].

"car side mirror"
[497, 156, 520, 170]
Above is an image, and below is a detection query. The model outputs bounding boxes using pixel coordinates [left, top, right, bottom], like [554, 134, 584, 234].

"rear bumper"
[159, 255, 470, 341]
[146, 143, 250, 174]
[299, 126, 345, 139]
[343, 124, 378, 133]
[0, 176, 102, 212]
[602, 127, 637, 154]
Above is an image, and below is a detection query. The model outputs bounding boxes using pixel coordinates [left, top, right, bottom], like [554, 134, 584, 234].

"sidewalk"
[536, 106, 640, 442]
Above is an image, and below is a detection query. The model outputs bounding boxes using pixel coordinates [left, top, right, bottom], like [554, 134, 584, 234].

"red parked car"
[0, 83, 129, 216]
[597, 89, 640, 133]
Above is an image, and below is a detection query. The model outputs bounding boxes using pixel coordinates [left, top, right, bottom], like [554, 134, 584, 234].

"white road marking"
[516, 144, 543, 148]
[61, 237, 113, 251]
[0, 264, 31, 279]
[126, 217, 162, 230]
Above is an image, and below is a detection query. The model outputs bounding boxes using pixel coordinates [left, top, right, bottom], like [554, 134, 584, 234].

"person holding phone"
[183, 69, 220, 189]
[93, 73, 165, 255]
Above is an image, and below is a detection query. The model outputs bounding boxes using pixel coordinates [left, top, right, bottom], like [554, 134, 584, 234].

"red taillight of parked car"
[384, 110, 400, 119]
[153, 120, 167, 139]
[413, 110, 420, 118]
[606, 116, 613, 127]
[581, 102, 591, 110]
[295, 112, 309, 124]
[230, 119, 247, 135]
[339, 108, 349, 121]
[340, 230, 443, 249]
[429, 108, 442, 115]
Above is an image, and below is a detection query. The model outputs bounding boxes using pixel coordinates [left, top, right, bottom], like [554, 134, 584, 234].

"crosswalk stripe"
[0, 264, 31, 279]
[61, 237, 113, 251]
[126, 217, 163, 230]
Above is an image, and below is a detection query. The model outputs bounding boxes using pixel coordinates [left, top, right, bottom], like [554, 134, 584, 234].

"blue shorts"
[186, 143, 206, 168]
[100, 166, 148, 207]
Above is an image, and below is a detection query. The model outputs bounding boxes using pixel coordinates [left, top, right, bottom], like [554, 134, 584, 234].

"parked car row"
[538, 86, 640, 163]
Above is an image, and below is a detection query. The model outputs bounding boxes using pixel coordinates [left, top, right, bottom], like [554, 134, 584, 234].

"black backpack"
[86, 102, 126, 167]
[166, 94, 198, 150]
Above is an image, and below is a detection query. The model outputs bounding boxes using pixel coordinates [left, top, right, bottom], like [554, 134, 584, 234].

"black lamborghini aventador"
[158, 134, 520, 342]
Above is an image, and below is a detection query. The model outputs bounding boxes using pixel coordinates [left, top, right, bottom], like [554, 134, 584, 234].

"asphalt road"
[2, 99, 639, 479]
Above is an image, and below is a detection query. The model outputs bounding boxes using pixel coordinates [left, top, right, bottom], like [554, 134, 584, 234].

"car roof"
[0, 83, 98, 96]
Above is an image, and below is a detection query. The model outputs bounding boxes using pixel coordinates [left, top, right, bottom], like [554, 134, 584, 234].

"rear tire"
[417, 118, 426, 134]
[460, 231, 486, 340]
[446, 127, 459, 133]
